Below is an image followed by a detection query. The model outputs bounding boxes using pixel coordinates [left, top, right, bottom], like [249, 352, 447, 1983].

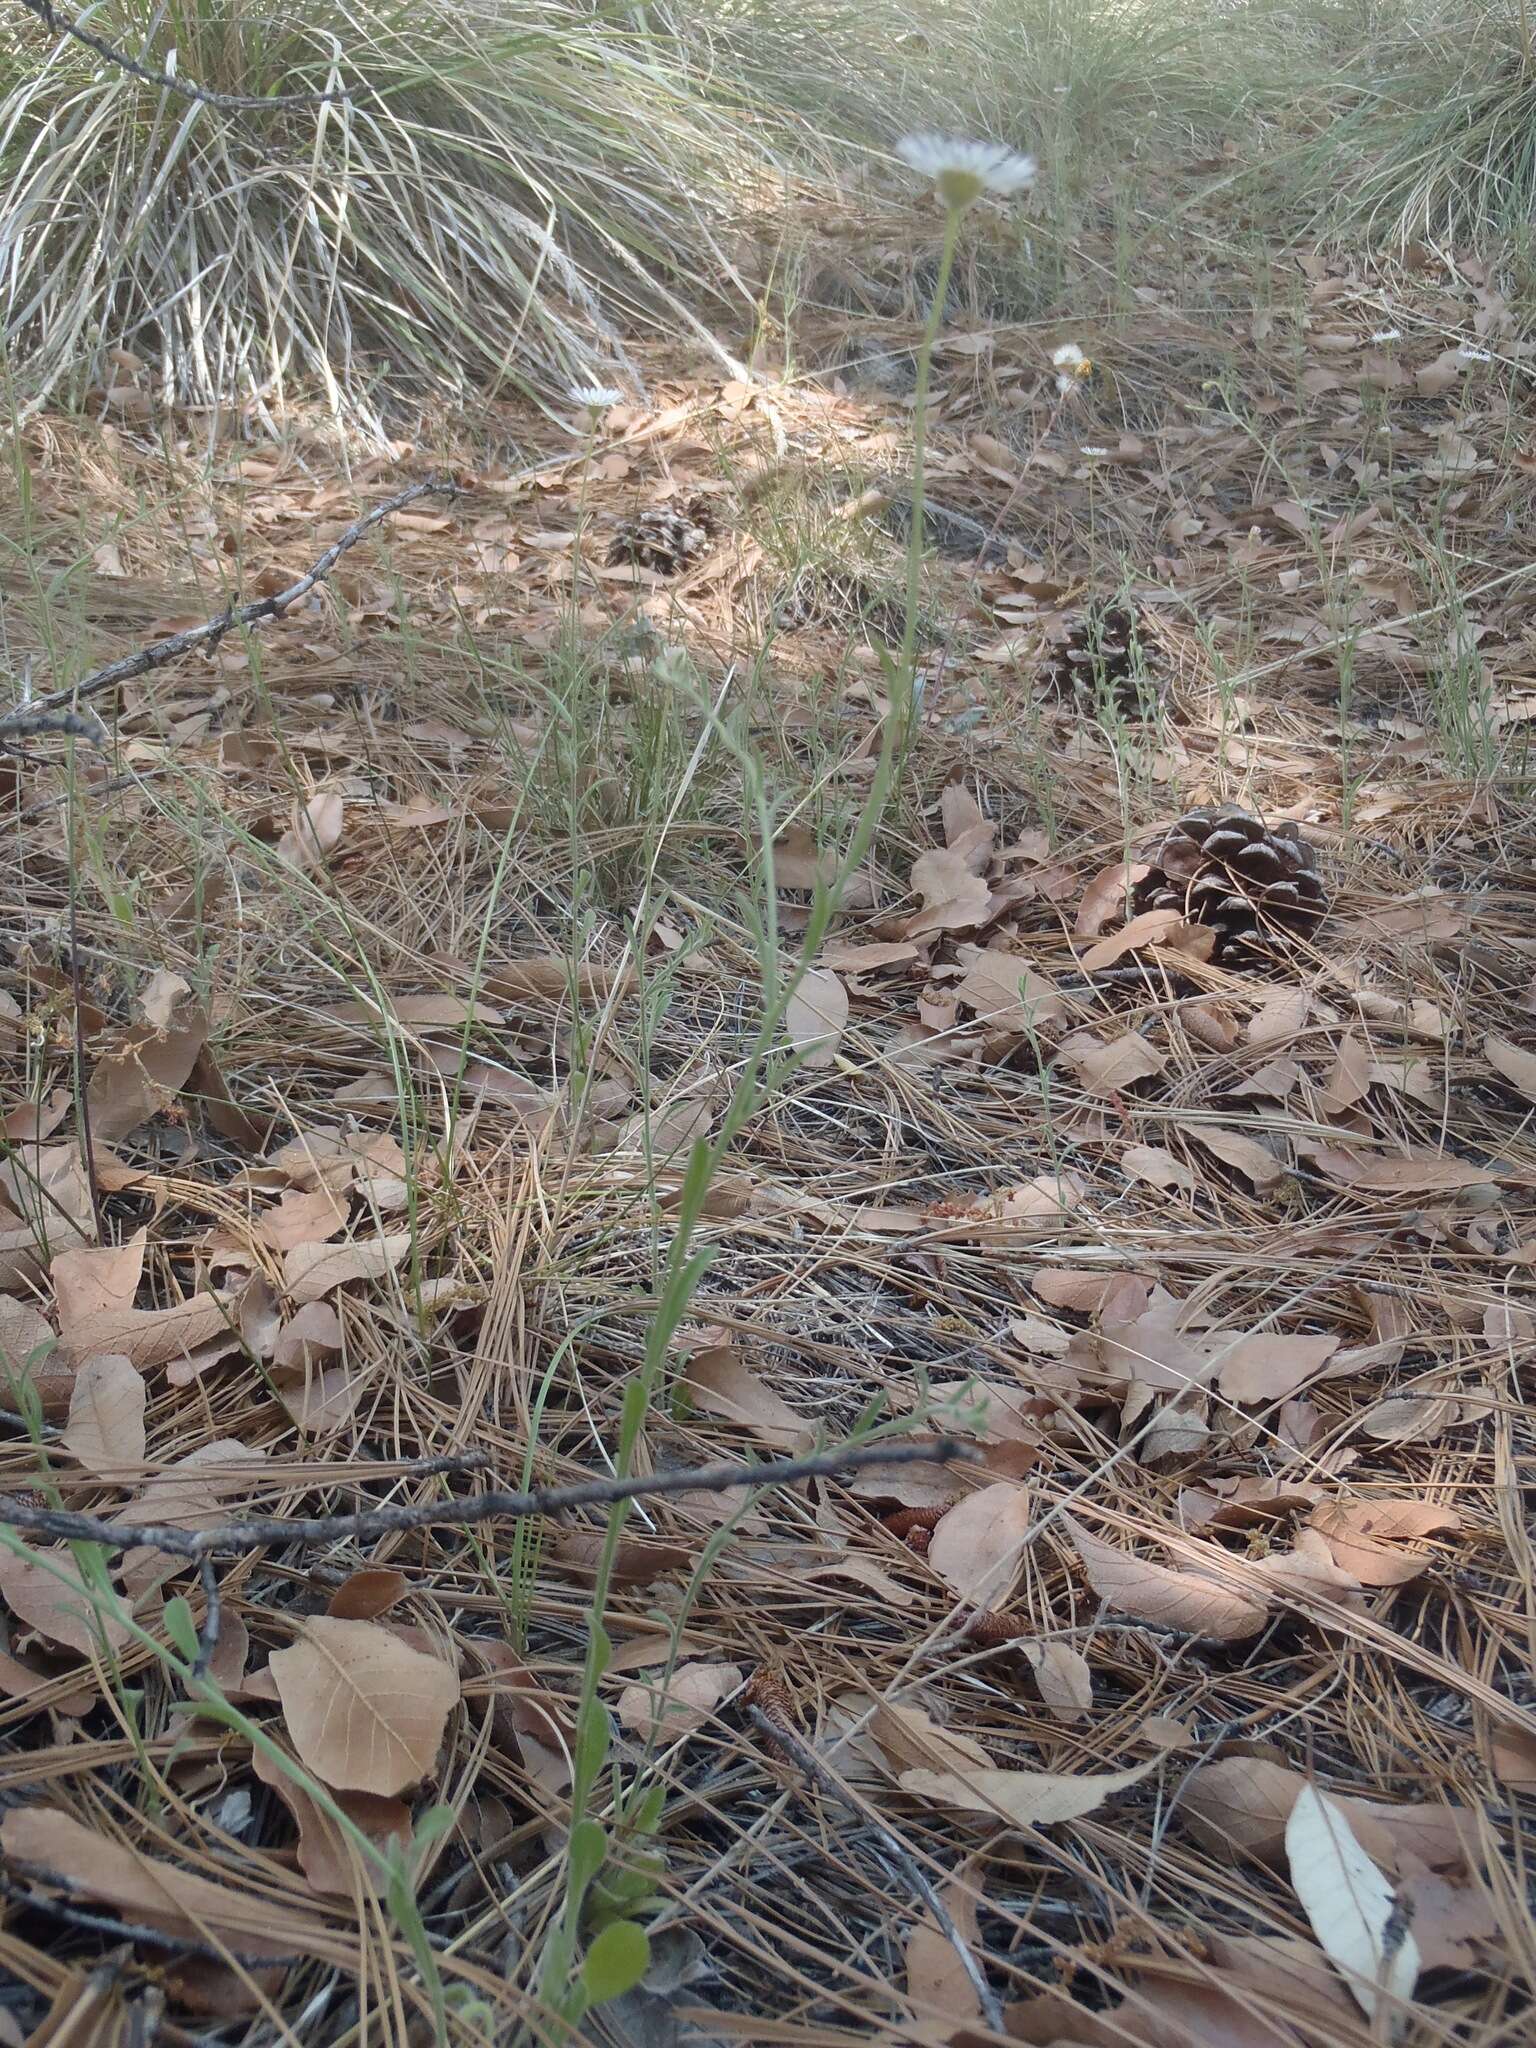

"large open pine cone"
[1134, 805, 1325, 957]
[1038, 603, 1156, 716]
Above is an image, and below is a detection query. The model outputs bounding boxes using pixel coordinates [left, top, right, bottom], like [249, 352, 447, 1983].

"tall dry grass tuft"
[0, 0, 785, 417]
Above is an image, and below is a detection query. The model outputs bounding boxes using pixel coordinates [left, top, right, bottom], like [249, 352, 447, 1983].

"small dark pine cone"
[1133, 804, 1325, 959]
[1037, 603, 1154, 716]
[606, 498, 714, 575]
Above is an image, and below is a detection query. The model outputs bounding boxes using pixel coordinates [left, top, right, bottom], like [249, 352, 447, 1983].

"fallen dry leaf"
[927, 1482, 1034, 1606]
[783, 969, 848, 1067]
[60, 1354, 145, 1480]
[906, 848, 992, 937]
[251, 1741, 410, 1898]
[0, 1807, 323, 1960]
[1068, 1519, 1268, 1640]
[1213, 1331, 1341, 1404]
[276, 790, 345, 871]
[901, 1757, 1153, 1827]
[0, 1539, 131, 1655]
[680, 1343, 813, 1452]
[283, 1231, 412, 1303]
[269, 1615, 460, 1796]
[1308, 1497, 1461, 1585]
[1075, 861, 1149, 938]
[617, 1661, 742, 1740]
[1059, 1030, 1166, 1095]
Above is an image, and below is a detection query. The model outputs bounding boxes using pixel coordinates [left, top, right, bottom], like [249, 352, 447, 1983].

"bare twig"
[14, 0, 350, 108]
[0, 478, 460, 736]
[0, 1438, 976, 1563]
[745, 1703, 1007, 2035]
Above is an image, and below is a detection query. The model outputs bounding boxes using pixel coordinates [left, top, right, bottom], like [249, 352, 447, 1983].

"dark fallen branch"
[0, 477, 460, 737]
[0, 1438, 974, 1564]
[1, 1436, 973, 1677]
[15, 0, 350, 108]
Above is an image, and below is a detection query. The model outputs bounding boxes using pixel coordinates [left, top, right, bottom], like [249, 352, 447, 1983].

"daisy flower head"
[1052, 341, 1093, 396]
[896, 133, 1037, 211]
[570, 382, 623, 417]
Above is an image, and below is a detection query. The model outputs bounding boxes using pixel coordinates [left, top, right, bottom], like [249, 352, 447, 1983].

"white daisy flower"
[896, 133, 1037, 210]
[1370, 328, 1402, 343]
[570, 382, 624, 414]
[1456, 344, 1492, 365]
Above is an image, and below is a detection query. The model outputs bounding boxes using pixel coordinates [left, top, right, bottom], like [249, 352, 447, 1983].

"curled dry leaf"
[61, 1353, 145, 1480]
[1285, 1783, 1421, 2020]
[0, 1807, 323, 1961]
[1308, 1497, 1461, 1585]
[869, 1700, 996, 1777]
[1020, 1641, 1093, 1722]
[251, 1741, 410, 1898]
[927, 1482, 1034, 1606]
[276, 790, 345, 872]
[617, 1661, 742, 1740]
[269, 1615, 460, 1796]
[906, 848, 992, 937]
[680, 1343, 813, 1452]
[783, 969, 848, 1068]
[86, 970, 207, 1143]
[1485, 1033, 1536, 1100]
[901, 1757, 1153, 1828]
[283, 1230, 412, 1303]
[1080, 907, 1186, 971]
[1067, 1519, 1268, 1641]
[1075, 861, 1149, 938]
[0, 1294, 70, 1416]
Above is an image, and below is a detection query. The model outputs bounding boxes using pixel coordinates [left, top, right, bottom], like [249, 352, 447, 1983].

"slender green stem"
[899, 201, 965, 688]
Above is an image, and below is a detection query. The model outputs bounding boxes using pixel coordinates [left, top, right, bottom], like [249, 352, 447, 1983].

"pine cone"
[1134, 804, 1325, 957]
[1038, 603, 1153, 715]
[606, 498, 714, 575]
